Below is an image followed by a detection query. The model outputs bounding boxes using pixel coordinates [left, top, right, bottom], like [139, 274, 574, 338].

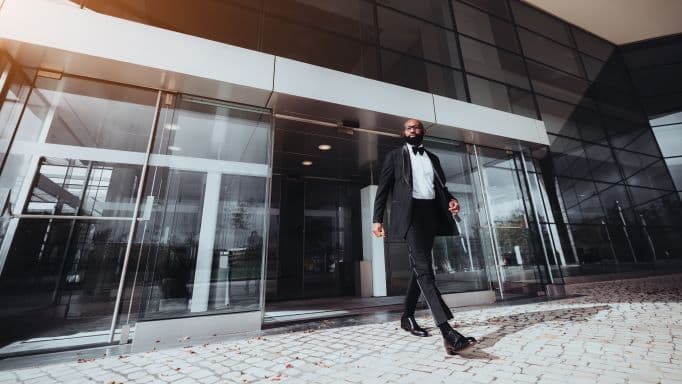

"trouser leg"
[403, 270, 421, 317]
[404, 199, 453, 325]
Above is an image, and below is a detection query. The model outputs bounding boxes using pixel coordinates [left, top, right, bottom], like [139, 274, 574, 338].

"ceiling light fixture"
[302, 160, 313, 166]
[168, 146, 182, 151]
[318, 144, 332, 151]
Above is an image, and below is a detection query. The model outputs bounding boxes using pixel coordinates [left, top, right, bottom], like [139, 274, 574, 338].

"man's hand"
[448, 199, 460, 214]
[372, 223, 385, 238]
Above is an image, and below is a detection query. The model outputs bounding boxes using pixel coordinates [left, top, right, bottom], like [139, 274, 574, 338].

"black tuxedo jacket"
[373, 145, 458, 239]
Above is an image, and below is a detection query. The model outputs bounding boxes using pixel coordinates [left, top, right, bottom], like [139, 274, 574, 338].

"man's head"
[403, 118, 425, 146]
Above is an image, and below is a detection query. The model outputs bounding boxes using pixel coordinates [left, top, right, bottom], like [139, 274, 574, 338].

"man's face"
[403, 119, 424, 139]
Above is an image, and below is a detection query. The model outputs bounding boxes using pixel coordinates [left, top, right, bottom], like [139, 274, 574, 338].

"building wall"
[73, 0, 682, 268]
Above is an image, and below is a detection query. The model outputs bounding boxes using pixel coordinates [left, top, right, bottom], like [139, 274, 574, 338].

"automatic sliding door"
[471, 145, 556, 299]
[0, 74, 157, 353]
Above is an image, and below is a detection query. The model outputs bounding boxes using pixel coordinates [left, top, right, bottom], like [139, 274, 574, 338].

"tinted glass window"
[527, 61, 593, 106]
[262, 15, 379, 79]
[582, 55, 632, 92]
[378, 6, 461, 68]
[519, 29, 584, 77]
[572, 27, 615, 61]
[510, 1, 572, 46]
[377, 0, 453, 28]
[613, 149, 659, 179]
[459, 36, 530, 89]
[459, 0, 510, 19]
[467, 75, 537, 119]
[264, 0, 377, 42]
[452, 1, 520, 52]
[381, 50, 467, 100]
[625, 160, 676, 191]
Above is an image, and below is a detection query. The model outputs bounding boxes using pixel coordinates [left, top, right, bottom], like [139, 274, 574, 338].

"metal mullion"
[471, 144, 505, 299]
[107, 90, 163, 344]
[259, 111, 277, 325]
[518, 151, 555, 284]
[448, 0, 471, 102]
[454, 0, 512, 23]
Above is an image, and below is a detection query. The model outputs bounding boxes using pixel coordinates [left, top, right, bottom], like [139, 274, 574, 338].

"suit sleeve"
[373, 152, 395, 224]
[433, 156, 455, 202]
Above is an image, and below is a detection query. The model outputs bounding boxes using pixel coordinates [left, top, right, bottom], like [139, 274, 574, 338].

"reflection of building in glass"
[0, 0, 680, 357]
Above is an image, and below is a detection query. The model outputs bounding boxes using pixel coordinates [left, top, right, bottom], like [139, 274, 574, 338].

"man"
[372, 118, 477, 355]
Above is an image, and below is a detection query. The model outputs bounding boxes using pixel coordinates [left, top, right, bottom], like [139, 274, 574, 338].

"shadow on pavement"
[452, 304, 611, 360]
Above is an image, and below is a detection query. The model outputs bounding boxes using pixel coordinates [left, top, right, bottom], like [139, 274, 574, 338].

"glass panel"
[377, 0, 453, 29]
[604, 117, 649, 149]
[459, 36, 530, 89]
[381, 50, 467, 100]
[467, 75, 537, 119]
[548, 136, 592, 180]
[536, 96, 606, 142]
[630, 63, 682, 97]
[268, 119, 400, 302]
[568, 224, 618, 264]
[0, 65, 32, 160]
[622, 39, 682, 70]
[581, 54, 632, 92]
[572, 27, 615, 61]
[154, 96, 270, 164]
[665, 157, 682, 191]
[527, 61, 594, 106]
[613, 149, 659, 179]
[84, 0, 262, 50]
[633, 193, 682, 227]
[0, 219, 131, 352]
[18, 76, 156, 152]
[452, 1, 519, 52]
[628, 185, 671, 207]
[518, 29, 583, 77]
[0, 76, 156, 215]
[427, 141, 490, 293]
[653, 124, 682, 157]
[459, 0, 511, 20]
[23, 157, 141, 217]
[474, 147, 552, 298]
[511, 1, 572, 46]
[583, 143, 621, 183]
[264, 0, 376, 42]
[624, 130, 663, 157]
[626, 160, 676, 191]
[262, 14, 379, 79]
[377, 6, 461, 68]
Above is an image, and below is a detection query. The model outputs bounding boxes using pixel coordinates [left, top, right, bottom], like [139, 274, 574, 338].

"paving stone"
[3, 274, 682, 384]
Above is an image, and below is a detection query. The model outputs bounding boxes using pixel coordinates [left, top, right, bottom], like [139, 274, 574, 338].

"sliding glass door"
[0, 71, 272, 355]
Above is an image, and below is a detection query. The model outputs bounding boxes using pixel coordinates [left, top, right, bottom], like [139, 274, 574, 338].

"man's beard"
[404, 134, 424, 146]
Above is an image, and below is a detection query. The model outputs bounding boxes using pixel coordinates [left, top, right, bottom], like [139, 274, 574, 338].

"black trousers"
[403, 199, 454, 325]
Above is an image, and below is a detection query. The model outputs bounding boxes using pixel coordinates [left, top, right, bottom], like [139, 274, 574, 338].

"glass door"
[0, 74, 272, 356]
[470, 145, 559, 299]
[0, 74, 159, 354]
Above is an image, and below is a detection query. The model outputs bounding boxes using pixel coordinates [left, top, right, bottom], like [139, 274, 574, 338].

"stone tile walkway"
[1, 274, 681, 383]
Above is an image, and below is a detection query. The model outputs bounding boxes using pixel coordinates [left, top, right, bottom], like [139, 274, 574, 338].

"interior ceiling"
[522, 0, 682, 45]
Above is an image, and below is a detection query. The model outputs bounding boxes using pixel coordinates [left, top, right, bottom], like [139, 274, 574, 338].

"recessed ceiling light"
[164, 123, 179, 130]
[168, 146, 182, 151]
[318, 144, 332, 151]
[302, 160, 313, 166]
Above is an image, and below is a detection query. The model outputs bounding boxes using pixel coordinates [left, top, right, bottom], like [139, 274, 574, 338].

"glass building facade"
[0, 0, 680, 355]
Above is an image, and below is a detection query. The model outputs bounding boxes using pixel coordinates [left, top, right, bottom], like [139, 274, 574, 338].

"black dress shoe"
[442, 330, 477, 355]
[400, 316, 429, 337]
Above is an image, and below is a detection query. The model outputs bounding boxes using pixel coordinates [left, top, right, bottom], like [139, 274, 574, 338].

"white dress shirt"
[407, 144, 435, 199]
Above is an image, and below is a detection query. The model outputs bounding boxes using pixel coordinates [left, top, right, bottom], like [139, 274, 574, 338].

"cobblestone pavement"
[1, 274, 681, 384]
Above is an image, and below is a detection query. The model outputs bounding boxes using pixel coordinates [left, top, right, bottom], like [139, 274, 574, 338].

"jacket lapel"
[401, 145, 412, 188]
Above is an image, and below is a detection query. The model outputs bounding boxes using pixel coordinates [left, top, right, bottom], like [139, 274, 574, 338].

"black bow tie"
[412, 146, 425, 155]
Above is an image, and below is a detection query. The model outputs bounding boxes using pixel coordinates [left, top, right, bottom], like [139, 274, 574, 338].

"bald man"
[372, 118, 476, 355]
